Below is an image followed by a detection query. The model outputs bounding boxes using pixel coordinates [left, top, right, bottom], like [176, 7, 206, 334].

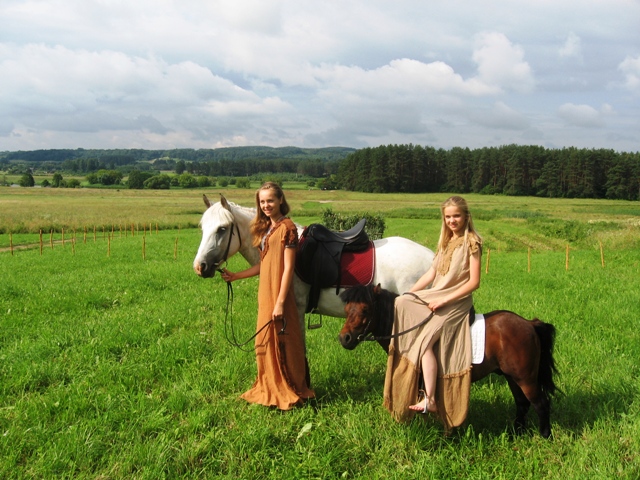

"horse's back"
[372, 236, 434, 294]
[483, 310, 543, 377]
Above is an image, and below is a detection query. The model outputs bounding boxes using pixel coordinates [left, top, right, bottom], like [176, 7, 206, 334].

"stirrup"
[307, 313, 323, 330]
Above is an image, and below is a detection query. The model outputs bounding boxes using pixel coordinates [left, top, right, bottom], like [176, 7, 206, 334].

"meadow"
[1, 186, 639, 479]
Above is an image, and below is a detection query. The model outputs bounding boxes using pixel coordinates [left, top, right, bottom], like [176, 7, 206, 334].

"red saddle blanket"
[336, 241, 376, 287]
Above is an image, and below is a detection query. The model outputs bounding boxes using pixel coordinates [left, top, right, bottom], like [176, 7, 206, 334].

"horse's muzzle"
[195, 261, 215, 278]
[338, 332, 359, 350]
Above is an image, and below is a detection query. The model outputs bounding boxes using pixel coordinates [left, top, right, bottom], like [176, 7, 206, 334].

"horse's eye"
[217, 227, 227, 235]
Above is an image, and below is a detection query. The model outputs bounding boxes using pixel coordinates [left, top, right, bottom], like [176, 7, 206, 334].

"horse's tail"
[533, 320, 560, 398]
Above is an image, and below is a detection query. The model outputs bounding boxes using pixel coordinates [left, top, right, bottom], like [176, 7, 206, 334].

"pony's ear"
[203, 194, 212, 209]
[373, 283, 382, 295]
[220, 194, 231, 211]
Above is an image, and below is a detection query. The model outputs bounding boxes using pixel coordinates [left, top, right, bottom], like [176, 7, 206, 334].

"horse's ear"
[373, 283, 382, 295]
[220, 194, 231, 211]
[203, 194, 211, 209]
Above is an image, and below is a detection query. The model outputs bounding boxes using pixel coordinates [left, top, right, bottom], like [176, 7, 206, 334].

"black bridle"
[215, 221, 242, 275]
[216, 222, 287, 351]
[356, 291, 435, 343]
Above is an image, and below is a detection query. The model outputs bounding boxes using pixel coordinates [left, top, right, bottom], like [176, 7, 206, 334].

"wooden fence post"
[9, 233, 13, 256]
[142, 236, 146, 260]
[565, 244, 570, 271]
[485, 248, 490, 274]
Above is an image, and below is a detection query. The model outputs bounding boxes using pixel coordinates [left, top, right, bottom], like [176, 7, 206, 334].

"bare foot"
[409, 396, 437, 414]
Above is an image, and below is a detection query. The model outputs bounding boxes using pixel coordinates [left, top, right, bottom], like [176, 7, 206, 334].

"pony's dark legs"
[505, 376, 531, 434]
[487, 312, 553, 438]
[507, 377, 551, 438]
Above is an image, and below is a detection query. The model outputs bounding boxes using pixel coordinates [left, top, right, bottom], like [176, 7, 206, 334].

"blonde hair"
[250, 181, 290, 247]
[436, 196, 482, 254]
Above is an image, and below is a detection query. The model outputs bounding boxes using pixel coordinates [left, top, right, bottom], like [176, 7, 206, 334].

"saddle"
[296, 219, 370, 313]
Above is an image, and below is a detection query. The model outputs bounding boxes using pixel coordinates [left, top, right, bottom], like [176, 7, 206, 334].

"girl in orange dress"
[221, 182, 314, 410]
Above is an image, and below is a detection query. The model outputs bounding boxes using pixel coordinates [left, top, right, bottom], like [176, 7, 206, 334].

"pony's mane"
[339, 284, 398, 305]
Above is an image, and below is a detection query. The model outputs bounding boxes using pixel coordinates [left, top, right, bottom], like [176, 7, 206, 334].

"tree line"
[0, 146, 353, 175]
[337, 144, 640, 200]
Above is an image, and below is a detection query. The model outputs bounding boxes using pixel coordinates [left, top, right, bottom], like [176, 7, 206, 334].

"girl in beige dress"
[221, 182, 314, 410]
[383, 196, 481, 430]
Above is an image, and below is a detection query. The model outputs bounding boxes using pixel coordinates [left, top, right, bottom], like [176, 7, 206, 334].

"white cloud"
[472, 32, 535, 93]
[471, 102, 530, 130]
[0, 0, 638, 151]
[559, 32, 582, 59]
[557, 103, 611, 128]
[619, 55, 640, 92]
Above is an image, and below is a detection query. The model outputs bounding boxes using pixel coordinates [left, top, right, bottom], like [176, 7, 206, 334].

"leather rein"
[356, 291, 435, 343]
[216, 222, 286, 351]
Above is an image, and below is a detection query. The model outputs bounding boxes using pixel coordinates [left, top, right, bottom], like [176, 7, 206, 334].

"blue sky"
[1, 0, 639, 152]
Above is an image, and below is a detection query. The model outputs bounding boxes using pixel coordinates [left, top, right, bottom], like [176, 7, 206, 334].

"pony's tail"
[533, 320, 560, 398]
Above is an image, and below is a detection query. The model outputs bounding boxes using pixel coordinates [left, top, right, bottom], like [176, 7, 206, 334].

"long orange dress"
[240, 218, 315, 410]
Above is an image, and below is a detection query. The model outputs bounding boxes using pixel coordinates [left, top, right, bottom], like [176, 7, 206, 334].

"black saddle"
[296, 219, 370, 313]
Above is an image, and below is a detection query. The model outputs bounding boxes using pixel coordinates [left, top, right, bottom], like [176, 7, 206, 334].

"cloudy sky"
[1, 0, 639, 152]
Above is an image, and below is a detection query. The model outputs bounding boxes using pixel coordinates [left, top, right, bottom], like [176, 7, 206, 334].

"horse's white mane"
[200, 200, 255, 228]
[200, 198, 302, 235]
[227, 201, 257, 218]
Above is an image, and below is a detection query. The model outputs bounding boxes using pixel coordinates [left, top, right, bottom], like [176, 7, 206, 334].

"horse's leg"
[505, 376, 531, 435]
[293, 277, 312, 388]
[513, 381, 551, 438]
[293, 276, 310, 348]
[485, 312, 552, 438]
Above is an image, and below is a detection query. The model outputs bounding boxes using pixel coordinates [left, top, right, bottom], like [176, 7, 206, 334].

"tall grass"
[1, 212, 640, 478]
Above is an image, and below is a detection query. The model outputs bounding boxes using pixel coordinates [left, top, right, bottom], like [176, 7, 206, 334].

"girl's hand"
[272, 302, 284, 320]
[428, 299, 447, 311]
[220, 268, 235, 282]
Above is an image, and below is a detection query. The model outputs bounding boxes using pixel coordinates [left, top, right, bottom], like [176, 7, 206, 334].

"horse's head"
[338, 284, 382, 350]
[193, 194, 242, 278]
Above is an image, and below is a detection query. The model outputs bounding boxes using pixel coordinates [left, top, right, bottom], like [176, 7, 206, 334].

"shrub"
[127, 170, 155, 189]
[197, 176, 212, 188]
[143, 174, 172, 189]
[19, 173, 35, 187]
[178, 173, 198, 188]
[321, 207, 385, 240]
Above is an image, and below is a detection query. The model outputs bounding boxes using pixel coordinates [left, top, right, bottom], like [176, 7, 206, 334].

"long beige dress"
[240, 218, 315, 410]
[383, 234, 480, 430]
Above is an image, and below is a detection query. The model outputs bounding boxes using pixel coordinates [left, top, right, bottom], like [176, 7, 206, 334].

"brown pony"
[339, 284, 559, 438]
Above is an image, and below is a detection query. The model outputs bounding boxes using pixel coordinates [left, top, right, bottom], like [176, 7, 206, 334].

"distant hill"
[0, 146, 356, 163]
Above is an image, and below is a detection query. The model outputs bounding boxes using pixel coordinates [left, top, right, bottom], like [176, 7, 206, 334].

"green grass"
[1, 189, 640, 478]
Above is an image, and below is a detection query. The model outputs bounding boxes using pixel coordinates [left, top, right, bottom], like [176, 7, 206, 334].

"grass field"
[1, 186, 640, 478]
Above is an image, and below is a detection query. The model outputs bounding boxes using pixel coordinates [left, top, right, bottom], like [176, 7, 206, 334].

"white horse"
[193, 194, 434, 340]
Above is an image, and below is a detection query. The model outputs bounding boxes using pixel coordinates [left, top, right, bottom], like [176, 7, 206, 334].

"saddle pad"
[338, 241, 375, 287]
[471, 314, 485, 364]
